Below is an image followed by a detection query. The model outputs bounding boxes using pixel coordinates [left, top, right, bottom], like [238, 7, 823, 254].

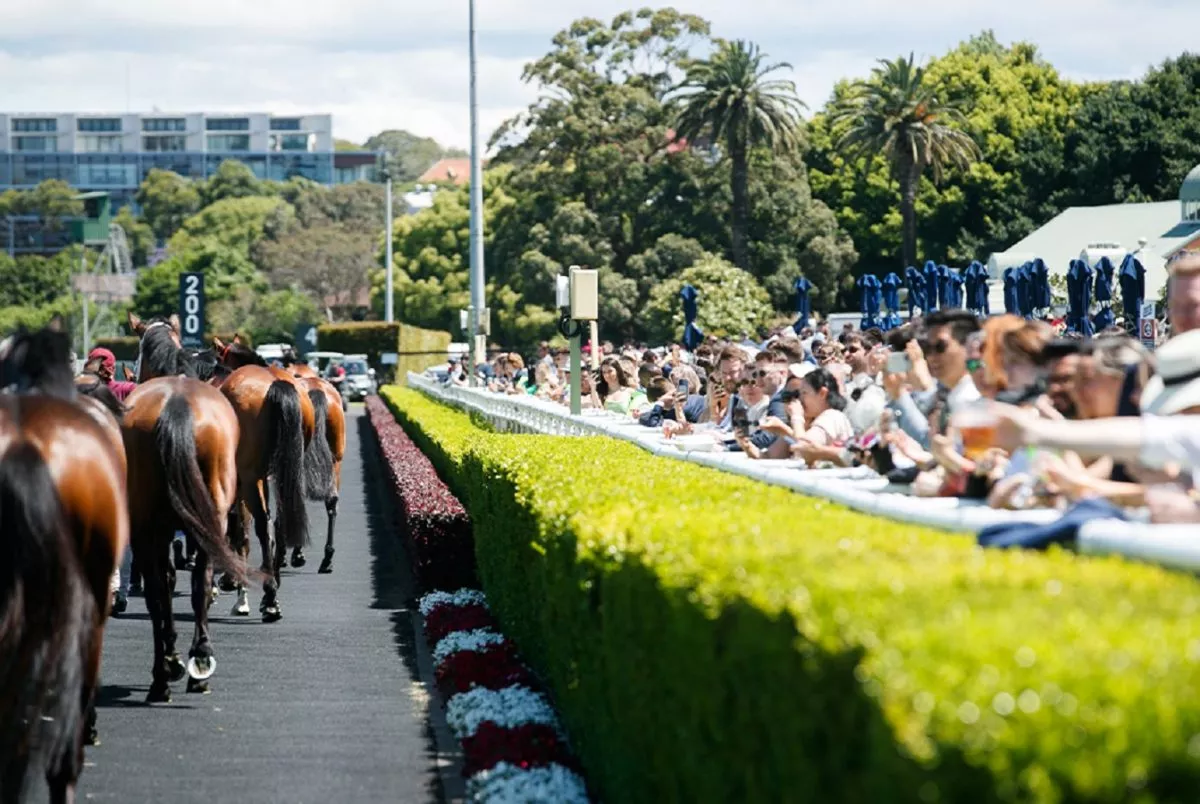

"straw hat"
[1140, 330, 1200, 415]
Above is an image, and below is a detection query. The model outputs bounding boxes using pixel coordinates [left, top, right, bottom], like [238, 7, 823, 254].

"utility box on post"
[569, 266, 599, 321]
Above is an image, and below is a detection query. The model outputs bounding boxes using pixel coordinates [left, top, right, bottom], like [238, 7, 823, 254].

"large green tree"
[831, 53, 980, 270]
[671, 39, 806, 269]
[364, 130, 467, 183]
[135, 169, 201, 241]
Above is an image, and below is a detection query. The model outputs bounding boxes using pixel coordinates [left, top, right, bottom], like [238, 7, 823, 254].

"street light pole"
[467, 0, 486, 382]
[383, 163, 394, 323]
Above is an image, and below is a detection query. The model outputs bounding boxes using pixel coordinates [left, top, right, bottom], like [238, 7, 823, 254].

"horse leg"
[184, 532, 198, 572]
[186, 548, 216, 694]
[248, 483, 281, 622]
[142, 531, 182, 703]
[318, 492, 338, 575]
[46, 777, 76, 804]
[230, 504, 251, 616]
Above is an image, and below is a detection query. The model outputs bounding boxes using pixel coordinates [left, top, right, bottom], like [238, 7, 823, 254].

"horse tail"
[155, 395, 244, 581]
[303, 389, 334, 502]
[0, 439, 93, 792]
[264, 380, 309, 549]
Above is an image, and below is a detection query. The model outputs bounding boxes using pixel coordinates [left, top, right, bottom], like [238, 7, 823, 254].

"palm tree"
[831, 53, 980, 269]
[672, 40, 806, 270]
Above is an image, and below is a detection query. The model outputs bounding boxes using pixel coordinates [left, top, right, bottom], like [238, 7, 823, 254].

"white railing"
[405, 374, 1196, 573]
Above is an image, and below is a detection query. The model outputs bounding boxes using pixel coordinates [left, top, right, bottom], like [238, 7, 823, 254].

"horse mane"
[226, 341, 267, 368]
[189, 348, 231, 383]
[75, 375, 127, 420]
[141, 322, 200, 379]
[0, 326, 76, 400]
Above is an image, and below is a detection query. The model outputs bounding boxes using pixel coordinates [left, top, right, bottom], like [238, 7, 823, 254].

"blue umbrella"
[923, 260, 940, 312]
[1065, 260, 1095, 336]
[965, 261, 990, 316]
[857, 274, 883, 330]
[942, 268, 965, 309]
[1119, 254, 1145, 332]
[882, 272, 903, 329]
[905, 266, 926, 316]
[1025, 259, 1048, 318]
[792, 276, 814, 333]
[1003, 267, 1019, 315]
[680, 284, 704, 350]
[1092, 257, 1115, 332]
[1016, 263, 1034, 318]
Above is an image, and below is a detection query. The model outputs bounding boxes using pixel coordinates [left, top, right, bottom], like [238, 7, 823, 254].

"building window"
[143, 118, 186, 132]
[12, 118, 57, 133]
[207, 134, 251, 152]
[78, 118, 122, 133]
[78, 159, 138, 186]
[80, 135, 123, 153]
[270, 133, 312, 152]
[270, 118, 302, 131]
[1185, 200, 1200, 222]
[206, 118, 249, 131]
[13, 136, 57, 153]
[142, 135, 187, 152]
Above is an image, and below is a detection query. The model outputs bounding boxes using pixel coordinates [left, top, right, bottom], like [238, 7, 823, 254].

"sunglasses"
[921, 339, 952, 355]
[966, 358, 982, 372]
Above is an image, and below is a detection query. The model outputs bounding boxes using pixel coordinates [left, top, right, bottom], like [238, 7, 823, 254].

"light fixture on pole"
[380, 154, 395, 323]
[467, 0, 486, 382]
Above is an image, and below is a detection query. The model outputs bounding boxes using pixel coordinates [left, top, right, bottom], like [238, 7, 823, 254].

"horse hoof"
[186, 677, 211, 695]
[86, 728, 100, 747]
[318, 558, 333, 574]
[111, 592, 127, 615]
[187, 654, 216, 681]
[290, 550, 307, 568]
[146, 685, 171, 704]
[166, 654, 186, 683]
[262, 605, 282, 623]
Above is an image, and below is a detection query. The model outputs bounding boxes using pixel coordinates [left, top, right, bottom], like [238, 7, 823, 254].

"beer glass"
[952, 403, 998, 461]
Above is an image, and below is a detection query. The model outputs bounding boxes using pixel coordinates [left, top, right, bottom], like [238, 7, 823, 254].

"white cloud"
[0, 0, 1196, 148]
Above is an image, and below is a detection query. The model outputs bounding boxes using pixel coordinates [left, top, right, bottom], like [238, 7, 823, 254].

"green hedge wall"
[381, 385, 1200, 804]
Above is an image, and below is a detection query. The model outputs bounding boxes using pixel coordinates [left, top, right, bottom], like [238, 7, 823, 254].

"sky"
[0, 0, 1195, 150]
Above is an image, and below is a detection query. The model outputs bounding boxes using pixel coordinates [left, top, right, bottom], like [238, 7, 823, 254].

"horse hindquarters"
[0, 440, 94, 802]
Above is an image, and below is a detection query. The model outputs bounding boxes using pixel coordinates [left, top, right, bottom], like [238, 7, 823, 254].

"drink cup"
[952, 404, 998, 461]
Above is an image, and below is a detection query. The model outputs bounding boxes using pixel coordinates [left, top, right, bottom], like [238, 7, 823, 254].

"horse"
[224, 340, 344, 574]
[0, 324, 128, 803]
[150, 325, 315, 623]
[124, 312, 245, 698]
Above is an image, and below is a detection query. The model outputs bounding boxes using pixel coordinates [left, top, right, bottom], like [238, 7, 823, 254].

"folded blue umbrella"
[680, 284, 705, 350]
[1002, 267, 1018, 315]
[1119, 254, 1145, 331]
[857, 274, 882, 330]
[1016, 263, 1034, 319]
[1027, 258, 1051, 317]
[1065, 259, 1095, 336]
[943, 269, 965, 309]
[905, 266, 926, 316]
[923, 260, 940, 312]
[978, 498, 1128, 550]
[965, 261, 990, 315]
[792, 276, 813, 333]
[1092, 256, 1115, 332]
[881, 272, 903, 329]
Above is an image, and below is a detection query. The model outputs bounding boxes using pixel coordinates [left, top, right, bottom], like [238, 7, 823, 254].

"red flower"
[461, 721, 575, 776]
[425, 603, 496, 645]
[435, 643, 535, 696]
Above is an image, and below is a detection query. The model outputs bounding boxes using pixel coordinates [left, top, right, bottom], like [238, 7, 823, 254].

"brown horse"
[284, 358, 346, 574]
[125, 313, 245, 698]
[0, 325, 128, 803]
[187, 333, 315, 622]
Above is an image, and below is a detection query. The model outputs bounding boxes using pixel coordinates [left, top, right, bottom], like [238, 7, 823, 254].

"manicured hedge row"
[365, 395, 476, 592]
[381, 384, 1200, 804]
[318, 321, 450, 382]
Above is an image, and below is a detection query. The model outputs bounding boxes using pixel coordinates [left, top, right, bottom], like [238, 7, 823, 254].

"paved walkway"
[74, 406, 456, 803]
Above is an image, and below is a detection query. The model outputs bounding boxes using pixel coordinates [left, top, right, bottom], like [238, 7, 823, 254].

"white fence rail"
[405, 373, 1197, 574]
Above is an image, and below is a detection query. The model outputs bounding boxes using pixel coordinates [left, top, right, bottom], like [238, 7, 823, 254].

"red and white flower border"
[419, 589, 591, 803]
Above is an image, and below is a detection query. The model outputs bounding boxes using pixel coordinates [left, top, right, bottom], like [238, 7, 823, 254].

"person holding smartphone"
[638, 377, 706, 428]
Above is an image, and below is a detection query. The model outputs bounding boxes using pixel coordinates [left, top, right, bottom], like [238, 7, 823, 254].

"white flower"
[419, 588, 489, 617]
[466, 762, 590, 803]
[446, 685, 558, 740]
[433, 628, 507, 666]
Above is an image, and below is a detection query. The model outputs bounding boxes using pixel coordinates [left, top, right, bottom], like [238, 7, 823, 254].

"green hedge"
[318, 320, 449, 382]
[381, 385, 1200, 804]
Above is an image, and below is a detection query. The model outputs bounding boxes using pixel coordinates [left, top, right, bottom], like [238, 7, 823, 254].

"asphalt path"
[60, 405, 457, 803]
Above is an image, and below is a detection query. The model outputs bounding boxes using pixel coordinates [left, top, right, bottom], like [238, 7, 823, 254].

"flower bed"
[367, 397, 591, 801]
[381, 384, 1200, 804]
[365, 395, 476, 592]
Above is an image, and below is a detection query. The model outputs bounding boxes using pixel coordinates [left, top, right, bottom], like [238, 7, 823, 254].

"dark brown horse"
[185, 333, 314, 622]
[125, 312, 245, 698]
[0, 325, 128, 803]
[284, 359, 345, 574]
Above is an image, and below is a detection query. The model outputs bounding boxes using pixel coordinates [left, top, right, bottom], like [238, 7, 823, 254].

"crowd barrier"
[406, 373, 1200, 574]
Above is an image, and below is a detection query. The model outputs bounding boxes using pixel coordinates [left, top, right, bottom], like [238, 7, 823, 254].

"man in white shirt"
[921, 309, 981, 413]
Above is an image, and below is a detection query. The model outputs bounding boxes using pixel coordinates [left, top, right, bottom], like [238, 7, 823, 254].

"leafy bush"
[365, 396, 476, 592]
[92, 336, 139, 360]
[318, 321, 399, 367]
[380, 385, 1200, 804]
[644, 255, 773, 343]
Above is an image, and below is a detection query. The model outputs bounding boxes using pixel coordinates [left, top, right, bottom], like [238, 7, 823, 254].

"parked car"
[341, 354, 376, 401]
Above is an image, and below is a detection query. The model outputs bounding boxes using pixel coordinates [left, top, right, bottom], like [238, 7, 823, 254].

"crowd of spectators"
[440, 253, 1200, 525]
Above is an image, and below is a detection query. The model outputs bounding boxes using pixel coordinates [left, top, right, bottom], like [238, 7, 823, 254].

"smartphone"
[677, 379, 690, 397]
[731, 402, 750, 438]
[886, 352, 911, 374]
